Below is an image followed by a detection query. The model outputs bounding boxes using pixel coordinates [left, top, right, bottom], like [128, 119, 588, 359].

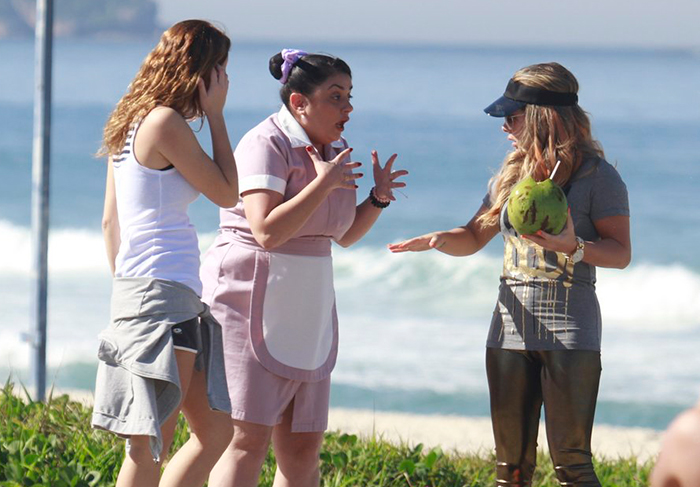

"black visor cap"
[483, 96, 526, 117]
[484, 79, 578, 117]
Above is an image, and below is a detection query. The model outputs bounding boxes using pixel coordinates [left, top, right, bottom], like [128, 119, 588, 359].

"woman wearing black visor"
[390, 62, 631, 486]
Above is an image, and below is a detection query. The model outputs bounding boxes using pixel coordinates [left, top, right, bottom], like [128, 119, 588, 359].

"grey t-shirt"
[485, 157, 629, 351]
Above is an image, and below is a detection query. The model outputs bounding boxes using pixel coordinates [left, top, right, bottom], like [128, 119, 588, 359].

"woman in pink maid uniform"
[201, 49, 408, 487]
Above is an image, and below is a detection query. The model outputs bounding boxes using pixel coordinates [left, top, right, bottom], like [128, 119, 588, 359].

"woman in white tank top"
[95, 20, 238, 487]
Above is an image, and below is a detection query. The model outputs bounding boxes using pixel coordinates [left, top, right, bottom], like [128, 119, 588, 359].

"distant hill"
[0, 0, 161, 39]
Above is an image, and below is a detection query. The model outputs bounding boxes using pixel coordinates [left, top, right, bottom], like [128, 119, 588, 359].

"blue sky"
[157, 0, 700, 49]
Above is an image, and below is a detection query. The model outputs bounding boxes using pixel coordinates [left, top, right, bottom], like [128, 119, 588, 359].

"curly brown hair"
[478, 62, 605, 228]
[99, 20, 230, 157]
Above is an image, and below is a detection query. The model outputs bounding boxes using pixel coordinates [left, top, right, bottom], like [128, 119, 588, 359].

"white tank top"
[112, 124, 202, 295]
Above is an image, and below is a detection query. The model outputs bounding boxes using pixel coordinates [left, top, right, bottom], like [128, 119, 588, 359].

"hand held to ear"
[198, 65, 229, 117]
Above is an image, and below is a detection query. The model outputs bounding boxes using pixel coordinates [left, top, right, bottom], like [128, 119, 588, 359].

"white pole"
[30, 0, 54, 402]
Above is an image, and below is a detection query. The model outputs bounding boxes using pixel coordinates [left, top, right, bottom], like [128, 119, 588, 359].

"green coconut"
[507, 176, 568, 235]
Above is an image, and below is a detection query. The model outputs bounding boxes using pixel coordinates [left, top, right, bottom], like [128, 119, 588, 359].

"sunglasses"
[504, 112, 524, 131]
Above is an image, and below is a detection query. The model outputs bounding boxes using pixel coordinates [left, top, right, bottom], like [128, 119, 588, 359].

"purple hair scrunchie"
[279, 48, 308, 85]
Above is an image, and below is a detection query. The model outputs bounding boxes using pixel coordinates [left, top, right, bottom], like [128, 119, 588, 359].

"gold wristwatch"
[568, 236, 585, 264]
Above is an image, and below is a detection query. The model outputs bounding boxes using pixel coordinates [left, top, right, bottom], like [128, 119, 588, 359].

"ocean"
[1, 39, 699, 431]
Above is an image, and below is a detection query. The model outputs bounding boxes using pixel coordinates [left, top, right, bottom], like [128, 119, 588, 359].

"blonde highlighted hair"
[99, 20, 230, 157]
[478, 62, 604, 227]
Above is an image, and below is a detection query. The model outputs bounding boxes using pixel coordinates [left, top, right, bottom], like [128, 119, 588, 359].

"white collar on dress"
[276, 105, 345, 149]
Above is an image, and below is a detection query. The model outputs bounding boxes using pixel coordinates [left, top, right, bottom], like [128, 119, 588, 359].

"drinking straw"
[549, 160, 562, 180]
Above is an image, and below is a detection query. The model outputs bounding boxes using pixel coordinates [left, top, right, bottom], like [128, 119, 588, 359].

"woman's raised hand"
[197, 64, 229, 116]
[306, 146, 363, 192]
[388, 232, 446, 253]
[371, 150, 408, 201]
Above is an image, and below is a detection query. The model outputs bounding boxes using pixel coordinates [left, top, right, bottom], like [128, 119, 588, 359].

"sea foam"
[1, 220, 698, 333]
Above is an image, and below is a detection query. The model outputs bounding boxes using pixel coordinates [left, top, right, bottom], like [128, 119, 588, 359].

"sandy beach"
[331, 408, 663, 462]
[53, 388, 661, 462]
[328, 408, 661, 462]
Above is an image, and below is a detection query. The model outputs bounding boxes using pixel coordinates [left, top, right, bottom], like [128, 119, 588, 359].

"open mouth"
[336, 119, 349, 131]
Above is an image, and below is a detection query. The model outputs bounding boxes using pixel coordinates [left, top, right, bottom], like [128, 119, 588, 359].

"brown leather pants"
[486, 348, 602, 487]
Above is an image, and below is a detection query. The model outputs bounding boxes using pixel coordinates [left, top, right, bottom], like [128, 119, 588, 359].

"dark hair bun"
[269, 52, 284, 80]
[269, 51, 352, 111]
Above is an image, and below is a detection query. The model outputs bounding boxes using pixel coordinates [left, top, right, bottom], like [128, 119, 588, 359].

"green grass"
[0, 382, 654, 486]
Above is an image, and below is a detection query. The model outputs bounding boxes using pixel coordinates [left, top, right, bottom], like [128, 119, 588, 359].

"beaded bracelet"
[369, 188, 390, 209]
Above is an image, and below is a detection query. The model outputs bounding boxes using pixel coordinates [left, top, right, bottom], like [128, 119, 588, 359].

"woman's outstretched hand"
[371, 150, 408, 201]
[388, 232, 446, 253]
[198, 64, 229, 116]
[306, 146, 363, 192]
[522, 209, 577, 254]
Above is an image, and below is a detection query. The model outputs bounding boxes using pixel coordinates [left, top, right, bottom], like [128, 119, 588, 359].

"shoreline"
[50, 388, 661, 462]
